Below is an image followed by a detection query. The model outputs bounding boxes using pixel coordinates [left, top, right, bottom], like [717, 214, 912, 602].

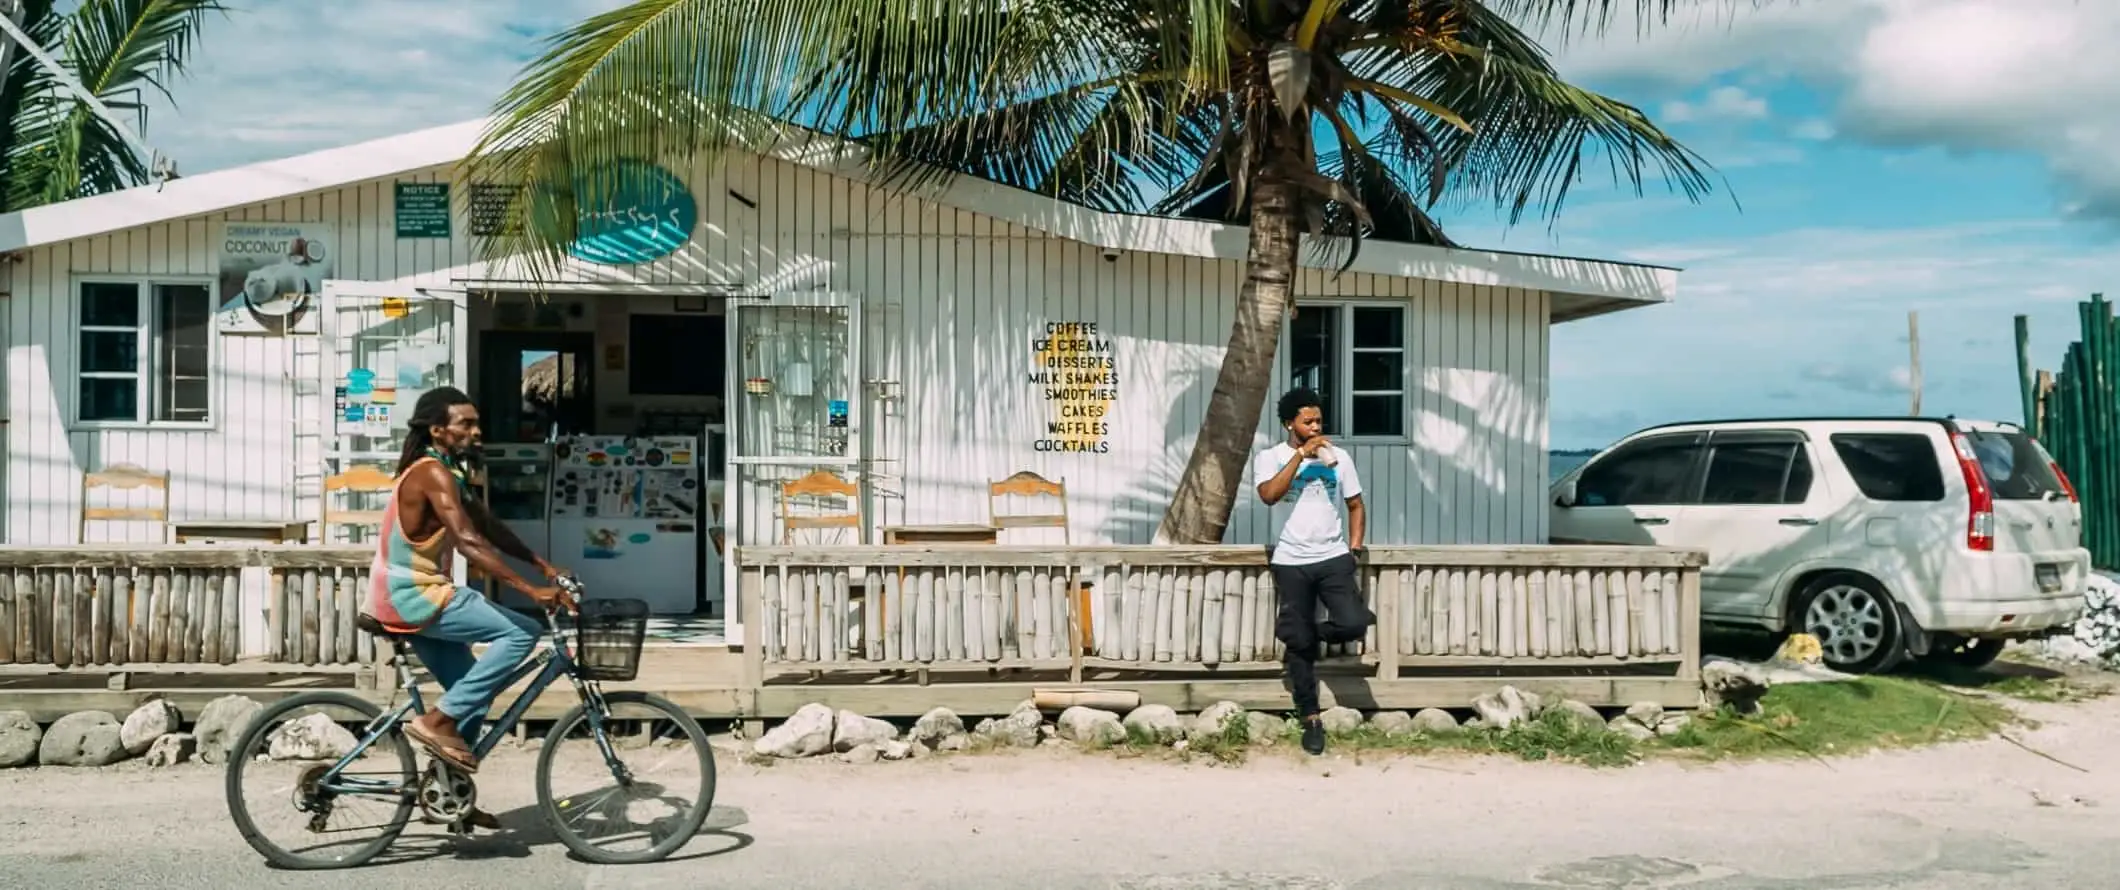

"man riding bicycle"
[362, 387, 576, 802]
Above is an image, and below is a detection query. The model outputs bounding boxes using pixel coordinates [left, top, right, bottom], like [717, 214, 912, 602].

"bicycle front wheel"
[535, 691, 717, 864]
[224, 690, 417, 870]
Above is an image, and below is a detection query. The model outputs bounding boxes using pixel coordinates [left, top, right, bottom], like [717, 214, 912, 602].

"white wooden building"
[0, 119, 1677, 622]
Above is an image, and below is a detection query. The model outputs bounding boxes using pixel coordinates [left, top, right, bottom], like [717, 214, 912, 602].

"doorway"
[479, 331, 597, 442]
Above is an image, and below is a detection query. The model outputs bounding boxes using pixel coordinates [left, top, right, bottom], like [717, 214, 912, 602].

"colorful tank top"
[365, 453, 471, 632]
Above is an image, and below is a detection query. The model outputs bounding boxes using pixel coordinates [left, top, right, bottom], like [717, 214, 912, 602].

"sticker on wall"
[626, 532, 653, 545]
[345, 368, 375, 397]
[583, 527, 623, 560]
[827, 399, 849, 428]
[216, 221, 335, 336]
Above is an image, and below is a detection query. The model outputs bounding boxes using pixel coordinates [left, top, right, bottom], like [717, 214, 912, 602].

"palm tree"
[0, 0, 222, 210]
[468, 0, 1726, 545]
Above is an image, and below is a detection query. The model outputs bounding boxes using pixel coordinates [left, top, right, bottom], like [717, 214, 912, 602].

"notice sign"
[394, 183, 451, 238]
[1028, 321, 1117, 454]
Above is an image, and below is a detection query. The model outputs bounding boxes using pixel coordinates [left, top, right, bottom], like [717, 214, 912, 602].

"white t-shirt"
[1252, 442, 1363, 566]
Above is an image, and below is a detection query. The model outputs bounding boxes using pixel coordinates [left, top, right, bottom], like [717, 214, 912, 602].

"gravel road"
[5, 693, 2119, 889]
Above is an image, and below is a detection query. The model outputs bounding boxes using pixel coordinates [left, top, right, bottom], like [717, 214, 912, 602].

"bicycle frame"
[312, 610, 619, 799]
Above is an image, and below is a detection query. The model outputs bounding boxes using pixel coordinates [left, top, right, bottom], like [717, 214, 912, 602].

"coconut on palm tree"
[0, 0, 223, 210]
[466, 0, 1724, 545]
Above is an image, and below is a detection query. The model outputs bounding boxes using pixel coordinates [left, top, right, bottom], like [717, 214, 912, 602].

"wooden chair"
[986, 470, 1094, 660]
[321, 464, 397, 544]
[779, 469, 862, 544]
[79, 463, 171, 543]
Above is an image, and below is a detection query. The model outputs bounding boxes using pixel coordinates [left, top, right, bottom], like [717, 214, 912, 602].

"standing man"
[1253, 387, 1371, 755]
[365, 386, 574, 786]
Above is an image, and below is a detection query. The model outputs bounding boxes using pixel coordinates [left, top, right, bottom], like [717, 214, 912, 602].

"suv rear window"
[1829, 433, 1945, 501]
[1963, 429, 2068, 500]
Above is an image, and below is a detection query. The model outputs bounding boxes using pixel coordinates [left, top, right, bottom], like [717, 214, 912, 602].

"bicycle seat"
[353, 613, 411, 638]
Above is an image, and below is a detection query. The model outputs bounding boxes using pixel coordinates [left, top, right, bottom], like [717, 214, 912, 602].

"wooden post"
[1375, 564, 1400, 680]
[738, 562, 766, 739]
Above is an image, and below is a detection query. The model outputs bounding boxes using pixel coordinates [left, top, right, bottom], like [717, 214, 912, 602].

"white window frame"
[70, 274, 220, 431]
[1281, 298, 1411, 443]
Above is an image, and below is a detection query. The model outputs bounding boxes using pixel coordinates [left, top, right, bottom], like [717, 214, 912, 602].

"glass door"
[722, 291, 862, 637]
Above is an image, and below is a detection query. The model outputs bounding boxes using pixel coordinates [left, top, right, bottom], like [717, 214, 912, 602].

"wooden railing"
[733, 545, 1705, 682]
[0, 546, 374, 668]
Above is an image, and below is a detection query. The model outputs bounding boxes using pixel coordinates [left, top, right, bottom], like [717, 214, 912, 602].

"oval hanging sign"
[566, 160, 697, 266]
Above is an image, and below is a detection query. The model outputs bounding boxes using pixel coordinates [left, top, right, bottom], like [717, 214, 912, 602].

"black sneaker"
[1301, 716, 1326, 755]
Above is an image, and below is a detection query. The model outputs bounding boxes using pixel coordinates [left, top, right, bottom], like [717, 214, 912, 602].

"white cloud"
[1790, 119, 1835, 141]
[136, 1, 625, 174]
[1659, 85, 1768, 124]
[1546, 0, 2120, 222]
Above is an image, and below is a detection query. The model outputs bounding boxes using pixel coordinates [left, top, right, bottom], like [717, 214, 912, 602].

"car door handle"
[1633, 516, 1669, 526]
[1779, 517, 1818, 526]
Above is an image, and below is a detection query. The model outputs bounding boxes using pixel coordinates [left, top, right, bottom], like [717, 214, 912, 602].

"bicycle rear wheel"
[535, 691, 717, 864]
[224, 691, 417, 870]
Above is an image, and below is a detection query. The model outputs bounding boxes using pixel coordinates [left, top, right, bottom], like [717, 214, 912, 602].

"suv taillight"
[1949, 432, 1994, 551]
[2051, 461, 2080, 502]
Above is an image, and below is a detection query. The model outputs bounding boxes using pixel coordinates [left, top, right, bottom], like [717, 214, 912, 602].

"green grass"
[1658, 676, 2012, 761]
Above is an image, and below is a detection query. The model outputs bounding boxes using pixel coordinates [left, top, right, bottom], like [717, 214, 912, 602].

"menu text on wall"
[1029, 321, 1117, 454]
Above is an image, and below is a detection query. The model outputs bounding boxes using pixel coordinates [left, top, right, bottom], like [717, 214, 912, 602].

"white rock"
[145, 733, 196, 767]
[754, 702, 835, 759]
[1319, 707, 1364, 733]
[1472, 687, 1533, 730]
[1189, 701, 1246, 740]
[839, 743, 881, 764]
[937, 733, 970, 752]
[120, 700, 181, 756]
[1701, 658, 1771, 714]
[1121, 705, 1185, 744]
[1056, 706, 1126, 746]
[833, 709, 899, 752]
[0, 710, 40, 768]
[1655, 714, 1693, 737]
[1623, 701, 1665, 730]
[878, 739, 914, 761]
[972, 701, 1043, 748]
[39, 711, 127, 766]
[1367, 710, 1415, 736]
[1245, 711, 1286, 745]
[266, 712, 360, 761]
[1608, 716, 1656, 742]
[1412, 708, 1460, 734]
[1552, 699, 1606, 731]
[192, 695, 264, 765]
[909, 707, 964, 746]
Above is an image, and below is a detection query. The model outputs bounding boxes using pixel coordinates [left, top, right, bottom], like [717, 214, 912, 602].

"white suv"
[1550, 417, 2089, 674]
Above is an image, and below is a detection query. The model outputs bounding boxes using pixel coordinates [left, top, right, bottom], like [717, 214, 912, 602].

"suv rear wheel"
[1795, 572, 1907, 675]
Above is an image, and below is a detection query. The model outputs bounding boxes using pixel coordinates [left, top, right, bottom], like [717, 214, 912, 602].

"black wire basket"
[572, 597, 650, 682]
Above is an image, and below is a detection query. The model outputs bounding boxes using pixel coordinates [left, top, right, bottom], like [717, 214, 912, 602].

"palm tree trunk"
[1155, 175, 1302, 544]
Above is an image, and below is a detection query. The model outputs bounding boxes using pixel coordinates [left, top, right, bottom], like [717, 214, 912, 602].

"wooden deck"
[0, 542, 1710, 723]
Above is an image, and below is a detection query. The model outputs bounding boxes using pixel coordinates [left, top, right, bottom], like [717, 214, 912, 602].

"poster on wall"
[216, 222, 336, 335]
[1029, 321, 1118, 455]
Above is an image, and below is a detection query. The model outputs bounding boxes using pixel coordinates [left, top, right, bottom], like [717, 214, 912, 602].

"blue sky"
[139, 1, 2120, 449]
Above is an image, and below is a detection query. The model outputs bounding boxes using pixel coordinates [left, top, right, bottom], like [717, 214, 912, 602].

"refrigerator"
[547, 434, 701, 614]
[472, 443, 553, 599]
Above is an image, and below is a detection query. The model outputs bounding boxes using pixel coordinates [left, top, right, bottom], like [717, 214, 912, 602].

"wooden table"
[881, 524, 1000, 546]
[171, 518, 316, 544]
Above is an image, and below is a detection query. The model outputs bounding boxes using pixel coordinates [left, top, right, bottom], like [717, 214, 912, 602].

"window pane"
[1351, 307, 1404, 349]
[1351, 351, 1401, 392]
[81, 330, 138, 373]
[80, 282, 139, 327]
[1829, 433, 1944, 501]
[1701, 442, 1796, 505]
[1965, 429, 2066, 501]
[1350, 393, 1403, 438]
[79, 377, 138, 422]
[155, 284, 213, 422]
[1287, 305, 1339, 432]
[1577, 438, 1700, 506]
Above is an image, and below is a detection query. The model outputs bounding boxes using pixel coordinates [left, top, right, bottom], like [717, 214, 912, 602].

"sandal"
[403, 721, 481, 774]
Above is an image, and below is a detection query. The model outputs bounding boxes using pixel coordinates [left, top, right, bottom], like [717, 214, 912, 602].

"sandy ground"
[5, 694, 2120, 889]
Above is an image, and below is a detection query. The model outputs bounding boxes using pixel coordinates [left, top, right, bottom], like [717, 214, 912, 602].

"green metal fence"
[2018, 293, 2117, 569]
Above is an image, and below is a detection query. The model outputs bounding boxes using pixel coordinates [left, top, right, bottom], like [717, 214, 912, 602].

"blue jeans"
[406, 588, 541, 747]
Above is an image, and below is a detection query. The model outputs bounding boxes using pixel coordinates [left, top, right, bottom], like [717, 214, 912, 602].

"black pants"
[1271, 552, 1372, 717]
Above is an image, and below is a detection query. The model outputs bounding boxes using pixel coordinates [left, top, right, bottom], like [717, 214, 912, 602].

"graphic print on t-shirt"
[1253, 443, 1362, 567]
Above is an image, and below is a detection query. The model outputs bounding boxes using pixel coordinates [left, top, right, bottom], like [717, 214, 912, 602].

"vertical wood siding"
[4, 154, 1550, 548]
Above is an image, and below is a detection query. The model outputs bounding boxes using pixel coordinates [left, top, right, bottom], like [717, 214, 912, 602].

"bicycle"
[224, 576, 717, 869]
